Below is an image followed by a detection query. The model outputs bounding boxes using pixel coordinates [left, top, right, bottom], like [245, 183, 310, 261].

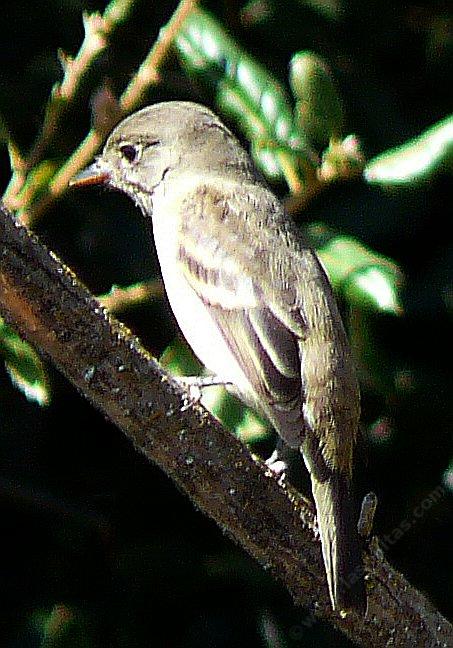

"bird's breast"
[150, 190, 253, 398]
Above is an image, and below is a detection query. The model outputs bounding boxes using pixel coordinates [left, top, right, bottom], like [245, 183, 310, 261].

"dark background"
[1, 1, 452, 646]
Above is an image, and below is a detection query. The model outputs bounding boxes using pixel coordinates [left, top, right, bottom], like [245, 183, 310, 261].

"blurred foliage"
[33, 604, 92, 648]
[289, 50, 344, 149]
[0, 316, 50, 405]
[0, 115, 8, 142]
[303, 223, 404, 315]
[175, 6, 308, 188]
[365, 114, 453, 186]
[0, 1, 452, 647]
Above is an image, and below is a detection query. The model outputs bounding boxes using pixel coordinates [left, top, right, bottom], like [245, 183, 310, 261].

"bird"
[71, 101, 367, 614]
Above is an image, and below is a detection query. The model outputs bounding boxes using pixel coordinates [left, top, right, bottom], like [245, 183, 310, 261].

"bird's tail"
[309, 468, 367, 614]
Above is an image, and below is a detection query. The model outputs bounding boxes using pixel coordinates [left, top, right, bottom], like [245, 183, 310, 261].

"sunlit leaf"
[0, 317, 50, 405]
[159, 337, 202, 377]
[304, 222, 404, 314]
[16, 160, 59, 204]
[97, 280, 164, 312]
[235, 409, 270, 444]
[365, 114, 453, 186]
[175, 7, 312, 189]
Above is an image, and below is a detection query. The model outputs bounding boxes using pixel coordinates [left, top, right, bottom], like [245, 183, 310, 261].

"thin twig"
[2, 137, 28, 211]
[19, 130, 106, 225]
[31, 0, 134, 166]
[16, 0, 198, 228]
[275, 150, 304, 195]
[2, 0, 135, 218]
[97, 279, 164, 312]
[120, 0, 198, 111]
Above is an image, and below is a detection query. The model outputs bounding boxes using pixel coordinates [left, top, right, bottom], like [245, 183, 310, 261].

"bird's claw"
[175, 375, 232, 411]
[265, 450, 287, 479]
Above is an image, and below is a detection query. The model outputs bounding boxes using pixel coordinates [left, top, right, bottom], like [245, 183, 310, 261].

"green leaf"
[289, 51, 344, 149]
[297, 0, 343, 20]
[175, 8, 312, 189]
[304, 223, 404, 315]
[31, 604, 93, 648]
[0, 317, 50, 405]
[159, 336, 202, 377]
[364, 114, 453, 186]
[16, 159, 59, 202]
[235, 408, 270, 444]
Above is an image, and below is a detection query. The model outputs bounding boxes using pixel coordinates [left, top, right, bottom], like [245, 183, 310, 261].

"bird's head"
[71, 101, 254, 212]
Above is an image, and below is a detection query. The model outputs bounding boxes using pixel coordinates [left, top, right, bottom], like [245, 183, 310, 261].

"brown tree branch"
[0, 203, 451, 647]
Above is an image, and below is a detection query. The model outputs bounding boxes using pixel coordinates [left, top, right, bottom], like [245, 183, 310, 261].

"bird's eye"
[119, 143, 141, 164]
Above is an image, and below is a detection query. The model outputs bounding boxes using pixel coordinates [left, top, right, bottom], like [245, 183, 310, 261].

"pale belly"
[151, 205, 252, 399]
[165, 269, 249, 388]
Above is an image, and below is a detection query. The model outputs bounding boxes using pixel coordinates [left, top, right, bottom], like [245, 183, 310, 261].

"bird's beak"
[69, 160, 111, 188]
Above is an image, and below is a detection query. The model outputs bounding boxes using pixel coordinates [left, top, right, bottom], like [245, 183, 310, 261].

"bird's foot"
[175, 375, 232, 411]
[265, 449, 288, 479]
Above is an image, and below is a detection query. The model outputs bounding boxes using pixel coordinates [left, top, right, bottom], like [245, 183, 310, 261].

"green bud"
[289, 51, 344, 149]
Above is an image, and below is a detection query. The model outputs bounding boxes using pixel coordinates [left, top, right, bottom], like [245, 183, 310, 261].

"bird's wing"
[176, 183, 307, 446]
[175, 181, 365, 613]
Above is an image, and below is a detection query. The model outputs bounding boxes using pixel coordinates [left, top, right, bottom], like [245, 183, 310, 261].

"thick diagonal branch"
[0, 204, 451, 647]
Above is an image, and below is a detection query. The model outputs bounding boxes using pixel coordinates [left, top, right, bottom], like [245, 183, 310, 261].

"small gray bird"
[72, 101, 366, 614]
